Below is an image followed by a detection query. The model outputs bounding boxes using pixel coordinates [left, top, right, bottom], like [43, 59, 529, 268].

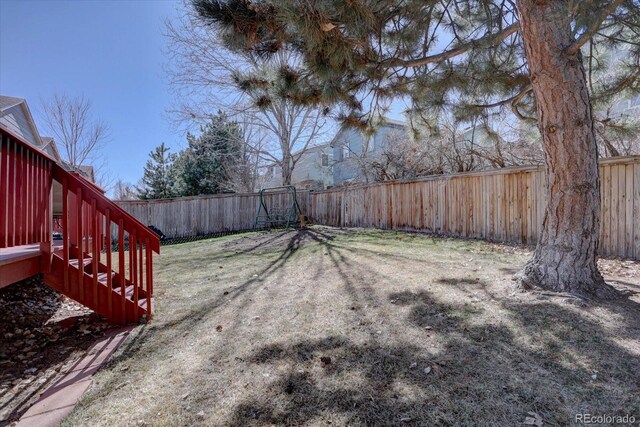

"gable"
[0, 100, 42, 148]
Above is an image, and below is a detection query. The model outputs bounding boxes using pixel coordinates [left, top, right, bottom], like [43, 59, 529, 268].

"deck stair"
[45, 163, 159, 324]
[0, 128, 159, 324]
[43, 245, 152, 324]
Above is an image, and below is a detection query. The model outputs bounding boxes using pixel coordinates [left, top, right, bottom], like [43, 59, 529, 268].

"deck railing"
[52, 165, 160, 322]
[0, 131, 53, 249]
[1, 126, 160, 323]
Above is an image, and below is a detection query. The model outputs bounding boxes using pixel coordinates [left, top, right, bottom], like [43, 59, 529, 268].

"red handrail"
[52, 165, 160, 253]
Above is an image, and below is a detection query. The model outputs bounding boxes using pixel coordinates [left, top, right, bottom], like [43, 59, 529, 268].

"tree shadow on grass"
[227, 283, 640, 426]
[68, 228, 640, 426]
[75, 229, 316, 393]
[499, 267, 520, 275]
[70, 228, 436, 423]
[436, 277, 488, 287]
[234, 336, 446, 426]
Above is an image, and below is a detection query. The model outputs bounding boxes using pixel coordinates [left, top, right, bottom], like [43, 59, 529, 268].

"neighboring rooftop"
[0, 95, 95, 182]
[0, 95, 44, 148]
[329, 118, 407, 147]
[0, 95, 25, 111]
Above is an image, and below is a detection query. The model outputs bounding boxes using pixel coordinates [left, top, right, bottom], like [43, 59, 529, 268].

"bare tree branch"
[377, 23, 519, 68]
[40, 93, 111, 188]
[164, 4, 329, 186]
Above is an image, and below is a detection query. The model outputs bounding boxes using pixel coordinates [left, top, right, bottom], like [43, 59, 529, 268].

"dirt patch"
[63, 226, 640, 426]
[485, 240, 640, 290]
[0, 277, 115, 425]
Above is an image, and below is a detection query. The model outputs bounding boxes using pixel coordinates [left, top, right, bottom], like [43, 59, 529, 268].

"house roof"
[261, 143, 330, 169]
[329, 118, 407, 147]
[0, 95, 44, 147]
[77, 165, 96, 182]
[292, 142, 330, 157]
[379, 118, 407, 128]
[0, 95, 24, 111]
[59, 162, 96, 183]
[0, 95, 68, 166]
[41, 137, 62, 162]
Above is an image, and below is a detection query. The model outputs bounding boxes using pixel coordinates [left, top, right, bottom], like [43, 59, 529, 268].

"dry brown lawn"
[62, 226, 640, 426]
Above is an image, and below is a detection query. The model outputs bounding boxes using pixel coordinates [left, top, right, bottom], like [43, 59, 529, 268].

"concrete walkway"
[16, 327, 132, 427]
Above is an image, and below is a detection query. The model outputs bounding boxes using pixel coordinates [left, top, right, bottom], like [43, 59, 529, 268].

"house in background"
[1, 97, 96, 183]
[617, 93, 640, 115]
[331, 118, 407, 185]
[0, 95, 158, 324]
[40, 137, 62, 164]
[263, 143, 333, 190]
[1, 96, 53, 155]
[2, 97, 98, 239]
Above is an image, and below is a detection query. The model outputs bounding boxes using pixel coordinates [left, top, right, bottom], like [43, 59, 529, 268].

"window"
[342, 145, 350, 159]
[321, 154, 329, 166]
[365, 135, 375, 153]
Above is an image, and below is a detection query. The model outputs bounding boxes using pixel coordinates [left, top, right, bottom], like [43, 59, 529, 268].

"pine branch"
[470, 84, 532, 109]
[376, 23, 519, 68]
[566, 0, 625, 55]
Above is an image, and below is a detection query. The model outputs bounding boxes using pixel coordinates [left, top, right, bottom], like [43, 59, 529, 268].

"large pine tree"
[192, 0, 639, 298]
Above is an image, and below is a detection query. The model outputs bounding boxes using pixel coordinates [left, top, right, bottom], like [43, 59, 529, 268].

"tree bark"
[281, 156, 293, 186]
[515, 0, 617, 298]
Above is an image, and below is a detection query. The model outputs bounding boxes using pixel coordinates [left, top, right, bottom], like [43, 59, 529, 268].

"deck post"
[39, 165, 53, 273]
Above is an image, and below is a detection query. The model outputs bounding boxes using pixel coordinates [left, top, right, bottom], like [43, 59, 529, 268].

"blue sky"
[0, 0, 183, 186]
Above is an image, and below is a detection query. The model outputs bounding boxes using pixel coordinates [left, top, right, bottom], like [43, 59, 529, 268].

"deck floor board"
[0, 244, 42, 266]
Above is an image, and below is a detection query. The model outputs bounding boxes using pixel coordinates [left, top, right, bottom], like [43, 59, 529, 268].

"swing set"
[254, 186, 303, 229]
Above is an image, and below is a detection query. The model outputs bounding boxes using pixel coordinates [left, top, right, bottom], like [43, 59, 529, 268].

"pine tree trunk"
[515, 0, 617, 298]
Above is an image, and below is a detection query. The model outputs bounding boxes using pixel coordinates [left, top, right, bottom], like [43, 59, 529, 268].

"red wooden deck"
[0, 244, 43, 288]
[0, 243, 42, 265]
[1, 127, 159, 324]
[0, 242, 63, 288]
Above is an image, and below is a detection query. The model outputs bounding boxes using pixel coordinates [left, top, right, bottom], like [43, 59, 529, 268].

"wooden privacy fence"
[115, 156, 639, 259]
[309, 156, 640, 259]
[115, 190, 310, 239]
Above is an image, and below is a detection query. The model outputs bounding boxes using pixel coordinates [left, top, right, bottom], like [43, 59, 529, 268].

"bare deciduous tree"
[164, 4, 328, 187]
[594, 103, 640, 157]
[40, 93, 110, 168]
[348, 113, 543, 184]
[113, 179, 138, 200]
